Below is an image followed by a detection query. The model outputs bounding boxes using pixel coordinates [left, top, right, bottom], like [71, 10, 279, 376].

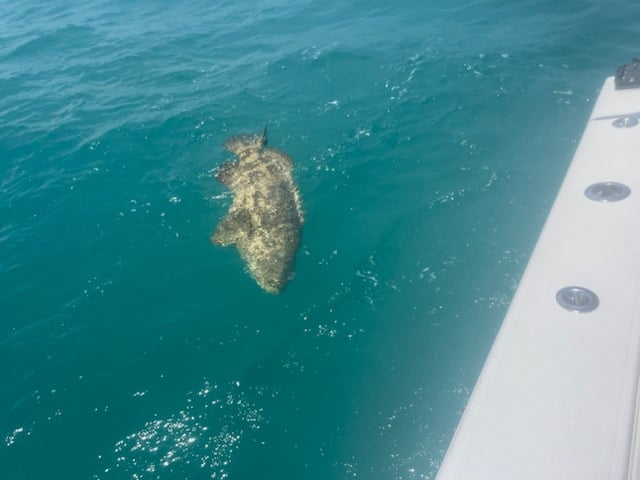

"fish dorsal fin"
[215, 160, 242, 187]
[210, 209, 253, 246]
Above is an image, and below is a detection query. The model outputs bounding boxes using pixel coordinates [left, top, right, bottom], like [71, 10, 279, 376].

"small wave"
[95, 380, 264, 480]
[5, 24, 98, 60]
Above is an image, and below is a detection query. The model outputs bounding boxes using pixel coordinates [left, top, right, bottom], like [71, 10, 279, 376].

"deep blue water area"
[2, 0, 639, 478]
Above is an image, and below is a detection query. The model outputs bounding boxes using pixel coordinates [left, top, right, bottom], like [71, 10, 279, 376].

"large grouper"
[210, 128, 304, 294]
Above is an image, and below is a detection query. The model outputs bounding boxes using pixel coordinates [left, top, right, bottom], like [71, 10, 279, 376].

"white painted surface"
[436, 77, 640, 480]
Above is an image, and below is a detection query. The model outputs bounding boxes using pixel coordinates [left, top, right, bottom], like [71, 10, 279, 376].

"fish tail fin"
[223, 128, 268, 155]
[260, 126, 268, 146]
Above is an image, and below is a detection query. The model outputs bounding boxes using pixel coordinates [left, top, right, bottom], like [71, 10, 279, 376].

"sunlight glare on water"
[1, 0, 639, 478]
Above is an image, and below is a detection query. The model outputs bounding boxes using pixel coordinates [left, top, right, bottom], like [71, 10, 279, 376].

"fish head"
[248, 256, 292, 294]
[257, 276, 286, 295]
[241, 232, 297, 295]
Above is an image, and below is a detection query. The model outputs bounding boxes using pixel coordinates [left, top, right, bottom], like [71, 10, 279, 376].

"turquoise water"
[2, 0, 639, 478]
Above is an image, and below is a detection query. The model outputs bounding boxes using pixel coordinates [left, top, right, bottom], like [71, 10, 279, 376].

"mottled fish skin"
[211, 130, 303, 294]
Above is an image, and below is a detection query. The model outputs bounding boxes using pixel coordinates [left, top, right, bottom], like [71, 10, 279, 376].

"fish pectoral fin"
[210, 209, 253, 246]
[215, 161, 242, 187]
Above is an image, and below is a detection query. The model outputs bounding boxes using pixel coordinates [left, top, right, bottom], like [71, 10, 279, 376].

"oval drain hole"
[612, 116, 639, 128]
[556, 286, 599, 313]
[584, 182, 631, 202]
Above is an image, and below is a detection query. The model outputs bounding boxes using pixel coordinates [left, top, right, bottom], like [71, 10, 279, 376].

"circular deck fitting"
[612, 116, 639, 128]
[584, 182, 631, 202]
[556, 286, 599, 313]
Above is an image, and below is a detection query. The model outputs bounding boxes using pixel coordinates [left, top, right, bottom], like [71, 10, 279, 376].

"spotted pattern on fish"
[211, 129, 303, 294]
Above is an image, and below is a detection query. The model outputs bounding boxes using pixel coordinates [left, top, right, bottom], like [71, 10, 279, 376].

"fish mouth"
[261, 283, 284, 295]
[258, 277, 286, 294]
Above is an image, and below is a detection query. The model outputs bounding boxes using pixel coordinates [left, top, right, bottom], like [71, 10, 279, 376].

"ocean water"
[2, 0, 639, 478]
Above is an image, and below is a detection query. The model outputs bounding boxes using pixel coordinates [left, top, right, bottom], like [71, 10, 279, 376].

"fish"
[210, 128, 304, 294]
